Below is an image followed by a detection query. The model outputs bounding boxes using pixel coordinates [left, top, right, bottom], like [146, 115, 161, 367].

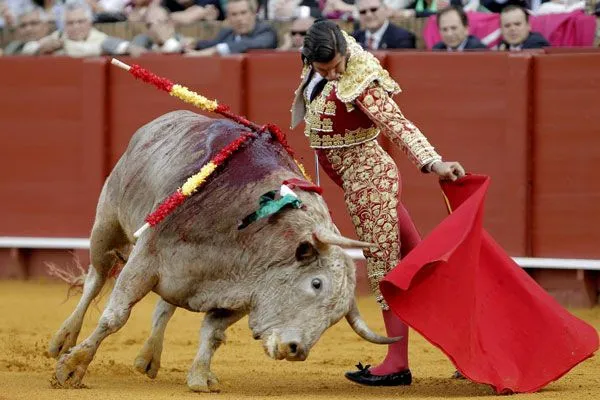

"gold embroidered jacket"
[290, 32, 442, 169]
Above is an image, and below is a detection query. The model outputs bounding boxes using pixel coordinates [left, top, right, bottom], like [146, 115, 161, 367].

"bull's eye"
[311, 278, 322, 290]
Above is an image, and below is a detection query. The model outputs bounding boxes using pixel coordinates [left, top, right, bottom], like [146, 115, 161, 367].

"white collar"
[366, 19, 389, 42]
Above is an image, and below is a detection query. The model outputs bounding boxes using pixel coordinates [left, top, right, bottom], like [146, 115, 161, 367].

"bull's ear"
[295, 241, 319, 262]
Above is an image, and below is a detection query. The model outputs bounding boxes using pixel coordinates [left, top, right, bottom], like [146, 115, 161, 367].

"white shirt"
[446, 37, 468, 52]
[303, 70, 324, 103]
[365, 20, 389, 50]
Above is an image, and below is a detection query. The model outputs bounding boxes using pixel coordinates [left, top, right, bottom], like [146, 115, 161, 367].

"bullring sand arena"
[0, 280, 598, 400]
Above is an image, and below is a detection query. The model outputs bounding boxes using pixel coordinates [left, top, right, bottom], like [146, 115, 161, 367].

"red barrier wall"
[384, 52, 530, 255]
[0, 58, 106, 237]
[532, 53, 600, 258]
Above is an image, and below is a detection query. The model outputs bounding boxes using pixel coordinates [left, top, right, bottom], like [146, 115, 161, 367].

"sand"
[0, 280, 598, 400]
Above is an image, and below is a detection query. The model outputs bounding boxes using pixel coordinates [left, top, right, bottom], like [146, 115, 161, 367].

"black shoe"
[344, 362, 412, 387]
[452, 370, 466, 380]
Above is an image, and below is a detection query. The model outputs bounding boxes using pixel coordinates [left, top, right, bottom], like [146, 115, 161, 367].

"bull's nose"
[286, 342, 307, 361]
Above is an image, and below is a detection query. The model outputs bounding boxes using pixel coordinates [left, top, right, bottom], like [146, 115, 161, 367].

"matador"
[290, 20, 465, 386]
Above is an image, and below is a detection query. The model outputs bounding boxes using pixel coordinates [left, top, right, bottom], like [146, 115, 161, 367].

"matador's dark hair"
[301, 19, 347, 65]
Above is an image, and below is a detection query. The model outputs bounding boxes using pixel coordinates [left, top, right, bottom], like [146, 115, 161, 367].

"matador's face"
[312, 53, 347, 82]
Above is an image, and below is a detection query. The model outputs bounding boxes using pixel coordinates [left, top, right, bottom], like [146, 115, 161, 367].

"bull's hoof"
[187, 370, 220, 393]
[48, 326, 79, 359]
[134, 354, 160, 379]
[53, 348, 93, 388]
[133, 340, 161, 379]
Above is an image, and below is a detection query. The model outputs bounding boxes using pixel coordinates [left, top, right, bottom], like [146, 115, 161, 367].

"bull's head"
[248, 227, 401, 362]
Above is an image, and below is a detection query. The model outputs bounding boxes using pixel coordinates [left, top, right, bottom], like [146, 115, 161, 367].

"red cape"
[380, 174, 599, 394]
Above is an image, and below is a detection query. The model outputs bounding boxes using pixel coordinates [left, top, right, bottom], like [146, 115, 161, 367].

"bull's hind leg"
[134, 298, 176, 378]
[53, 253, 157, 388]
[187, 309, 245, 393]
[48, 196, 129, 359]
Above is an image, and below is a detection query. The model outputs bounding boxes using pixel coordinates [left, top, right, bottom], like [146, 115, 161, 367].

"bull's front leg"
[53, 256, 157, 388]
[134, 298, 176, 378]
[187, 309, 245, 393]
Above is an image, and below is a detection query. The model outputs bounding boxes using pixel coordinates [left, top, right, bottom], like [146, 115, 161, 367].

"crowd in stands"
[0, 0, 598, 56]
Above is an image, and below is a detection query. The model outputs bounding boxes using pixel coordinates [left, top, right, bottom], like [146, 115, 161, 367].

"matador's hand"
[431, 161, 466, 181]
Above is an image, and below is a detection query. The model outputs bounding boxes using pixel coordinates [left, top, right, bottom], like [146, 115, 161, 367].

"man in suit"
[187, 0, 277, 56]
[496, 5, 549, 51]
[3, 4, 52, 55]
[129, 5, 188, 54]
[432, 5, 487, 51]
[352, 0, 416, 50]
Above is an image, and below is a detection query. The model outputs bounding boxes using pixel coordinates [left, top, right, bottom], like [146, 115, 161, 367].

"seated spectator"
[432, 5, 487, 51]
[319, 0, 356, 20]
[161, 0, 224, 25]
[0, 0, 16, 28]
[130, 5, 192, 53]
[352, 0, 415, 50]
[480, 0, 527, 13]
[535, 0, 584, 15]
[21, 0, 130, 56]
[30, 0, 66, 29]
[187, 0, 277, 56]
[277, 15, 315, 51]
[124, 0, 158, 23]
[397, 0, 452, 18]
[495, 4, 549, 51]
[395, 0, 487, 18]
[259, 0, 321, 20]
[3, 4, 52, 55]
[85, 0, 130, 21]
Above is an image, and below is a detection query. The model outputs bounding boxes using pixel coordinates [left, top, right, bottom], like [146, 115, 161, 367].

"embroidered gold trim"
[309, 127, 379, 148]
[336, 32, 401, 103]
[356, 85, 442, 168]
[304, 81, 336, 136]
[324, 101, 336, 116]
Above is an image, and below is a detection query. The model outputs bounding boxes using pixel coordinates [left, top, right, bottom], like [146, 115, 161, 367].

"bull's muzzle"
[263, 331, 308, 361]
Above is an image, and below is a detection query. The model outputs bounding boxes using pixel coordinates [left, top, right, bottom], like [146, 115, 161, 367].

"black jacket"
[352, 22, 416, 50]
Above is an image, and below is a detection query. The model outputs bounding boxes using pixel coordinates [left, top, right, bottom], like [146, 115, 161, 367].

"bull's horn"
[314, 228, 375, 249]
[345, 299, 403, 344]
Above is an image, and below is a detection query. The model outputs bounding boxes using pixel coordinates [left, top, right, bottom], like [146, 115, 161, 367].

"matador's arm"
[355, 84, 442, 171]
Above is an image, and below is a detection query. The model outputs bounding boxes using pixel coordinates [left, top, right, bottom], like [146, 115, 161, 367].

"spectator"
[187, 0, 277, 56]
[319, 0, 356, 20]
[480, 0, 528, 13]
[258, 0, 322, 20]
[432, 5, 487, 51]
[30, 0, 66, 29]
[352, 0, 415, 50]
[277, 15, 315, 50]
[21, 1, 130, 56]
[125, 0, 157, 23]
[496, 4, 549, 51]
[0, 0, 16, 28]
[161, 0, 224, 25]
[3, 4, 52, 55]
[397, 0, 453, 18]
[535, 0, 584, 15]
[130, 5, 191, 53]
[85, 0, 130, 21]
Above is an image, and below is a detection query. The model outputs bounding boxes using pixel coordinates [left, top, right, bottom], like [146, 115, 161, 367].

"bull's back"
[110, 110, 303, 238]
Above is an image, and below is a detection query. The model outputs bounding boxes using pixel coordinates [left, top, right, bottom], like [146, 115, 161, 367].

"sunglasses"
[359, 7, 379, 15]
[291, 30, 307, 36]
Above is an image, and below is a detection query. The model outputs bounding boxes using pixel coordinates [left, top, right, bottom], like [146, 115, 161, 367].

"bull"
[48, 110, 400, 392]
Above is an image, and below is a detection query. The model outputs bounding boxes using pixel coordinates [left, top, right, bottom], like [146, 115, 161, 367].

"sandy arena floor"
[0, 280, 598, 400]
